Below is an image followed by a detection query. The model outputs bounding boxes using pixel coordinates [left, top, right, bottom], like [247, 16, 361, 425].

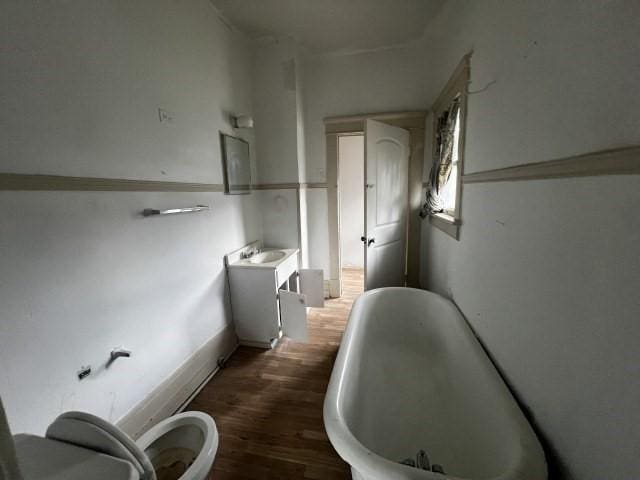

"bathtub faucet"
[399, 449, 445, 474]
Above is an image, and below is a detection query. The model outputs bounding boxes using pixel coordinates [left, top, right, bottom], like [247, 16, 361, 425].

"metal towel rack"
[142, 205, 210, 217]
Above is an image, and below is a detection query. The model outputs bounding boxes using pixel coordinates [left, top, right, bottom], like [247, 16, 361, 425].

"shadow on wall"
[182, 269, 233, 351]
[259, 190, 300, 249]
[461, 314, 568, 480]
[419, 216, 452, 295]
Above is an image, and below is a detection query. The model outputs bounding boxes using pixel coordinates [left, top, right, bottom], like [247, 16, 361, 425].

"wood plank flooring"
[187, 268, 364, 479]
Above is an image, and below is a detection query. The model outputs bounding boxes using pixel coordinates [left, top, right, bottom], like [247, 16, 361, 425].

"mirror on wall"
[220, 133, 251, 194]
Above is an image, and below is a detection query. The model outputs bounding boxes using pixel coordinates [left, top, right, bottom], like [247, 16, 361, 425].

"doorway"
[325, 111, 426, 297]
[338, 134, 365, 294]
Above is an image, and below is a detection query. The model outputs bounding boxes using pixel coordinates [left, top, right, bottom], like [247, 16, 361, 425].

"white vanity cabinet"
[225, 244, 324, 348]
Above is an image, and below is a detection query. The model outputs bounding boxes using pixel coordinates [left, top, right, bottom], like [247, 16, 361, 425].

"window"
[436, 106, 461, 215]
[420, 55, 470, 239]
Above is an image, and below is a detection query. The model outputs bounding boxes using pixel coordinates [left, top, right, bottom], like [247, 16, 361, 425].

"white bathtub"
[324, 288, 547, 480]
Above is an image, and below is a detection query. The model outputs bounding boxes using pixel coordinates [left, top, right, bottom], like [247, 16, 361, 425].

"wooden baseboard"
[116, 324, 238, 439]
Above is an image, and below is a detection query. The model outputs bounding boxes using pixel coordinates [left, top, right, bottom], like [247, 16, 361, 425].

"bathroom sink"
[249, 250, 286, 264]
[227, 246, 298, 270]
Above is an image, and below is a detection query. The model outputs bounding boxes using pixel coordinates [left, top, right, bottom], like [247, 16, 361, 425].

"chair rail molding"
[462, 146, 640, 184]
[0, 174, 331, 192]
[251, 182, 328, 190]
[0, 173, 225, 192]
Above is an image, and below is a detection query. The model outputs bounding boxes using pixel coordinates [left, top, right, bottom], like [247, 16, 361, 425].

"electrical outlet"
[158, 108, 175, 124]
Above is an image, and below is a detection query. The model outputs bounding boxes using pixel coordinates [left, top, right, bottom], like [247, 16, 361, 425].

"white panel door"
[364, 119, 410, 290]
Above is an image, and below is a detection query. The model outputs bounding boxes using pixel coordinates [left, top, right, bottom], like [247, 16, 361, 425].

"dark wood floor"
[188, 268, 364, 479]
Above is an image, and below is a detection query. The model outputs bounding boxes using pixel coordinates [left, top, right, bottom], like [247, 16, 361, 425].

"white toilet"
[136, 412, 218, 480]
[6, 409, 218, 480]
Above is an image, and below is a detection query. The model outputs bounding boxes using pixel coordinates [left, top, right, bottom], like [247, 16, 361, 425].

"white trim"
[175, 343, 239, 415]
[324, 111, 427, 125]
[423, 146, 640, 186]
[427, 54, 470, 239]
[432, 212, 458, 225]
[251, 182, 329, 190]
[251, 183, 299, 190]
[116, 324, 238, 439]
[239, 338, 278, 349]
[429, 213, 460, 240]
[327, 278, 341, 298]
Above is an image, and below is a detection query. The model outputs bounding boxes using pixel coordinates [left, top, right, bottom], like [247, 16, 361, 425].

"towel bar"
[142, 205, 209, 216]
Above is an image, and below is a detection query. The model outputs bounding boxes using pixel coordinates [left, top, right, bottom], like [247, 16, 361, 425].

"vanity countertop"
[228, 248, 299, 270]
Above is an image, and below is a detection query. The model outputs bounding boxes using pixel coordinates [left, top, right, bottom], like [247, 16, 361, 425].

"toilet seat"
[45, 411, 156, 480]
[136, 411, 218, 480]
[14, 434, 138, 480]
[41, 410, 217, 480]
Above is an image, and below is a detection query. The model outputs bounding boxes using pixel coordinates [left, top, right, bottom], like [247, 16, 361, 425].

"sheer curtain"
[420, 97, 461, 218]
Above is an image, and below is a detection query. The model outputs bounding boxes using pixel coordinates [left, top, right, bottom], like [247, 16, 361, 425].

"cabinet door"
[279, 290, 308, 342]
[299, 269, 324, 308]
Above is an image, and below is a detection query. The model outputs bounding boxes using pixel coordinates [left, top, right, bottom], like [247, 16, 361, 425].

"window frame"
[428, 54, 470, 240]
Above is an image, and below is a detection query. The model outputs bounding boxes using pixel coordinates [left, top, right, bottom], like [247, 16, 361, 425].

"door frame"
[325, 111, 426, 297]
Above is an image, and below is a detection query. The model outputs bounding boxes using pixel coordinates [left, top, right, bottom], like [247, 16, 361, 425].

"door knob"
[361, 236, 375, 246]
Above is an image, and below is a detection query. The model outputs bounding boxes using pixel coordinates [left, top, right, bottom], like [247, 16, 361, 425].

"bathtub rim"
[323, 287, 547, 480]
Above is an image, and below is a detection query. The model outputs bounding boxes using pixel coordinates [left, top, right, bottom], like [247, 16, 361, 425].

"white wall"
[298, 187, 310, 268]
[258, 189, 300, 250]
[338, 136, 365, 268]
[300, 46, 432, 276]
[251, 39, 308, 254]
[0, 0, 260, 434]
[302, 47, 431, 183]
[251, 38, 300, 185]
[420, 2, 640, 479]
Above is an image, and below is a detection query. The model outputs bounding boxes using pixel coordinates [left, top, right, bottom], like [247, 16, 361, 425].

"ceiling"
[210, 0, 445, 54]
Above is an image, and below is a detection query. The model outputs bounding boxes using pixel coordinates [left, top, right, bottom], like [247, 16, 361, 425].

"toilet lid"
[14, 434, 139, 480]
[46, 411, 156, 480]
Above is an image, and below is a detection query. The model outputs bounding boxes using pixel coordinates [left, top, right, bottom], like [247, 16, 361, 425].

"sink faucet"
[241, 247, 261, 259]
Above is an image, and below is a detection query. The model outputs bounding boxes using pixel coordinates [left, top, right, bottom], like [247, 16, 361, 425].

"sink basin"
[227, 246, 298, 270]
[248, 250, 287, 264]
